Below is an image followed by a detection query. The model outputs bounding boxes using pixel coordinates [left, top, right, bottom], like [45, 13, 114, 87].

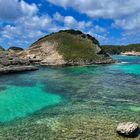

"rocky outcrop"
[19, 41, 65, 66]
[0, 66, 38, 74]
[121, 51, 140, 56]
[19, 30, 115, 66]
[117, 122, 139, 137]
[8, 46, 24, 53]
[0, 52, 38, 74]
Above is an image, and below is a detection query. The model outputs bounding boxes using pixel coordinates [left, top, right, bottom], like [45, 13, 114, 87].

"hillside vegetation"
[24, 29, 114, 65]
[101, 44, 140, 54]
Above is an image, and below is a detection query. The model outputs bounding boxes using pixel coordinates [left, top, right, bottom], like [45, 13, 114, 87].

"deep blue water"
[0, 55, 139, 139]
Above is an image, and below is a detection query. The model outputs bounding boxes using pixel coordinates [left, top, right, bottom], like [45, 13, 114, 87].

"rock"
[117, 122, 139, 137]
[0, 51, 39, 74]
[0, 65, 38, 74]
[8, 46, 24, 53]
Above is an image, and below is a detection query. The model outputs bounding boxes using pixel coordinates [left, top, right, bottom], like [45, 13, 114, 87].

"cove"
[0, 83, 62, 122]
[0, 55, 140, 139]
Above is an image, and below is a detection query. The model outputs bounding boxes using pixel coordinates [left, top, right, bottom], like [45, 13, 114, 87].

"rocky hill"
[8, 46, 24, 53]
[19, 30, 114, 66]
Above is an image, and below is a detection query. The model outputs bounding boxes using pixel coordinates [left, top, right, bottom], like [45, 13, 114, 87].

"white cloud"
[63, 16, 92, 30]
[20, 0, 38, 17]
[64, 16, 77, 27]
[53, 12, 93, 30]
[0, 0, 111, 47]
[48, 0, 140, 40]
[53, 12, 64, 21]
[1, 9, 107, 47]
[0, 0, 21, 21]
[47, 0, 140, 19]
[48, 0, 72, 8]
[0, 0, 55, 47]
[1, 14, 52, 45]
[0, 0, 39, 21]
[114, 13, 140, 30]
[0, 0, 140, 47]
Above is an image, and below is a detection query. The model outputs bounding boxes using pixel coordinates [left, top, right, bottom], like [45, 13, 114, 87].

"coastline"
[121, 51, 140, 56]
[0, 65, 38, 74]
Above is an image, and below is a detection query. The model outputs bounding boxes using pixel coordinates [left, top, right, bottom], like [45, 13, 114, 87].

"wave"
[121, 61, 129, 64]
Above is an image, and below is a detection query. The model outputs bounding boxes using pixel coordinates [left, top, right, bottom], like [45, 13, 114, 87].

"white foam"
[121, 61, 129, 64]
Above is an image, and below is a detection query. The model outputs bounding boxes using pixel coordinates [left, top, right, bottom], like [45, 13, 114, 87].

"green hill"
[20, 29, 114, 66]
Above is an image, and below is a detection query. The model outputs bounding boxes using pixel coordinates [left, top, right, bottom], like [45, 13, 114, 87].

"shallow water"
[0, 55, 140, 140]
[0, 83, 62, 122]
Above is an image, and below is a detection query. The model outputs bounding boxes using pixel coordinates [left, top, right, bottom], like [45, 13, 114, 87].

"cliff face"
[19, 30, 114, 66]
[19, 41, 65, 65]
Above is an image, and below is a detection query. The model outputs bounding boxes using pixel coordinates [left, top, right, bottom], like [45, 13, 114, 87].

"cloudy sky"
[0, 0, 140, 48]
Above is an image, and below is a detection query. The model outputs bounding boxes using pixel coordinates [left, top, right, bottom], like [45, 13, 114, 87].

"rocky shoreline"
[121, 51, 140, 56]
[0, 65, 38, 74]
[0, 50, 38, 74]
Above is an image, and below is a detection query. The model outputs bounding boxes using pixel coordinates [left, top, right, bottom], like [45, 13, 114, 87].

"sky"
[0, 0, 140, 48]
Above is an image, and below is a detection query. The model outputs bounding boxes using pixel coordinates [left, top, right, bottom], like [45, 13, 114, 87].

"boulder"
[117, 122, 139, 137]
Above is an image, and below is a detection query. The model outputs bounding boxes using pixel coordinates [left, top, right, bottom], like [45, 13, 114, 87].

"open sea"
[0, 55, 140, 140]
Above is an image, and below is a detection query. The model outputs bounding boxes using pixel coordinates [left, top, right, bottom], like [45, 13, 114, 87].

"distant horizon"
[0, 0, 140, 48]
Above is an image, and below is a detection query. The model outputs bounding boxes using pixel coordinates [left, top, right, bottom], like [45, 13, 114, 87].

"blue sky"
[0, 0, 140, 48]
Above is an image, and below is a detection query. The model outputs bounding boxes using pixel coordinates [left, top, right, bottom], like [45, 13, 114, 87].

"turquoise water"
[112, 55, 140, 75]
[0, 83, 62, 122]
[0, 55, 140, 140]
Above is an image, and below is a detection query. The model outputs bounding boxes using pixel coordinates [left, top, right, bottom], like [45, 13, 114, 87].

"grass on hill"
[32, 30, 109, 62]
[101, 44, 140, 54]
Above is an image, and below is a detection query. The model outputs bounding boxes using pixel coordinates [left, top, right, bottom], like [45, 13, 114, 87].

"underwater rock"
[117, 122, 139, 137]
